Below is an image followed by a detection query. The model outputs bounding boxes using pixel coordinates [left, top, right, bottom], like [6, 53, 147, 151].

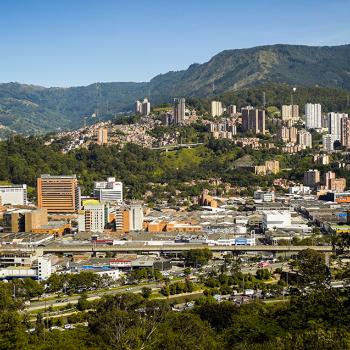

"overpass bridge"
[35, 244, 336, 254]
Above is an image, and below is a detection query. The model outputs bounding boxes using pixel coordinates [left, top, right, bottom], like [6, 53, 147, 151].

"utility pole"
[43, 299, 47, 344]
[263, 92, 266, 109]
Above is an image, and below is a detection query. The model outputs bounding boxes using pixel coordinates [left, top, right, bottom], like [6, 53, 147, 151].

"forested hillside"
[1, 133, 349, 202]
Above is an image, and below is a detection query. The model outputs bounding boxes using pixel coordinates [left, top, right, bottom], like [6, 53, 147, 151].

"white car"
[64, 324, 75, 330]
[26, 328, 36, 333]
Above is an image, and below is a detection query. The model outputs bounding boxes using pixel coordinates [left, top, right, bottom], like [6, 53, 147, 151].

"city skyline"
[0, 0, 349, 87]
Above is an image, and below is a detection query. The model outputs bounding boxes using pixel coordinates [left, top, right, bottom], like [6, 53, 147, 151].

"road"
[151, 143, 204, 151]
[27, 264, 286, 312]
[27, 283, 160, 311]
[35, 244, 336, 254]
[26, 270, 347, 312]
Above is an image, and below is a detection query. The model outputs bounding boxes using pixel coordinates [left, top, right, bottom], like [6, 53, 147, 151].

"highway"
[37, 244, 336, 254]
[26, 283, 160, 311]
[26, 263, 286, 312]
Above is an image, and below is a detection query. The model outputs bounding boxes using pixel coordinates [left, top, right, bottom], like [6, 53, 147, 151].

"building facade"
[134, 100, 142, 115]
[211, 101, 223, 117]
[297, 129, 312, 148]
[328, 112, 348, 141]
[94, 177, 123, 204]
[142, 98, 151, 116]
[37, 175, 81, 213]
[322, 134, 335, 152]
[279, 126, 297, 143]
[241, 108, 266, 134]
[303, 169, 320, 187]
[97, 127, 108, 145]
[227, 105, 237, 116]
[281, 105, 299, 123]
[305, 103, 322, 129]
[341, 117, 350, 148]
[0, 185, 27, 206]
[174, 98, 186, 124]
[129, 204, 143, 231]
[262, 211, 292, 230]
[84, 202, 105, 233]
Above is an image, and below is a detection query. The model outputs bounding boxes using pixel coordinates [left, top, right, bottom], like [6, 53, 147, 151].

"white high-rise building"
[322, 134, 335, 152]
[134, 100, 142, 115]
[174, 98, 186, 124]
[305, 103, 322, 129]
[84, 202, 105, 233]
[211, 101, 223, 117]
[0, 184, 28, 206]
[297, 129, 312, 148]
[129, 204, 143, 231]
[142, 98, 151, 116]
[94, 177, 123, 204]
[36, 257, 52, 280]
[328, 112, 348, 141]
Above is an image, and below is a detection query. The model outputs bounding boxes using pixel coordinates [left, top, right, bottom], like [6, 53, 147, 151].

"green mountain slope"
[0, 82, 148, 136]
[0, 44, 349, 135]
[150, 44, 350, 98]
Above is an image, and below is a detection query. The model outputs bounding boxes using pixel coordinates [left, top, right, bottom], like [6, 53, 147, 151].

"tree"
[184, 249, 213, 267]
[22, 278, 44, 299]
[46, 273, 65, 293]
[141, 287, 152, 299]
[160, 286, 170, 297]
[197, 301, 238, 331]
[76, 292, 90, 311]
[184, 267, 192, 276]
[152, 312, 219, 350]
[292, 249, 331, 289]
[256, 269, 271, 280]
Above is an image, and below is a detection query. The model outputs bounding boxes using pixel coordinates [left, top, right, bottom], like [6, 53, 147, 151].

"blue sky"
[0, 0, 349, 87]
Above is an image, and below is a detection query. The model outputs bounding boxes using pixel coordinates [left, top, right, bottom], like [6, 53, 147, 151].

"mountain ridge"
[0, 43, 350, 136]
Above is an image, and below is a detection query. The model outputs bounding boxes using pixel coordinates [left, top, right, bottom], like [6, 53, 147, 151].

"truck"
[244, 289, 255, 296]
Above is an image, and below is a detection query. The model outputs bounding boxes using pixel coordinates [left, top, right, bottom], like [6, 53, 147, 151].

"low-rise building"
[93, 177, 123, 204]
[313, 154, 330, 165]
[0, 184, 27, 206]
[198, 190, 218, 208]
[262, 211, 292, 230]
[254, 190, 275, 202]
